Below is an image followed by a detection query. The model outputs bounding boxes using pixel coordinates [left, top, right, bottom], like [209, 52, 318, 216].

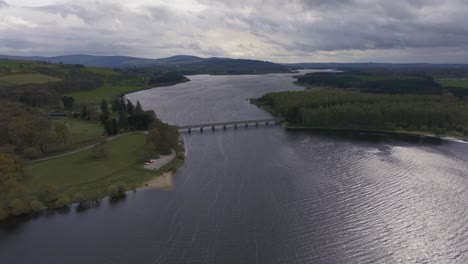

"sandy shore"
[142, 171, 174, 190]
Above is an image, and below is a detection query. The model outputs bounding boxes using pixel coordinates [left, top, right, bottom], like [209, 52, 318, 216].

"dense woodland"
[296, 71, 468, 98]
[256, 91, 468, 135]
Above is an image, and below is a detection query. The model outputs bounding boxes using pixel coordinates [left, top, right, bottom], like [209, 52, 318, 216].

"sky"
[0, 0, 467, 63]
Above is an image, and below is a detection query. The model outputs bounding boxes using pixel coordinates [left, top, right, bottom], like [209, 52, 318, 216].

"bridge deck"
[177, 118, 283, 130]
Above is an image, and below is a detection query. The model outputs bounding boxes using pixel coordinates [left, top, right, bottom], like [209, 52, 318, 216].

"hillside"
[0, 59, 190, 105]
[0, 54, 291, 74]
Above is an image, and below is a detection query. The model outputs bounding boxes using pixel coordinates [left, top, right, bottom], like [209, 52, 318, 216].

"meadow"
[25, 133, 157, 200]
[0, 73, 62, 85]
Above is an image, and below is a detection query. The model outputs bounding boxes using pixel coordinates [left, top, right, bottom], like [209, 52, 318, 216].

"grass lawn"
[68, 84, 143, 104]
[24, 133, 157, 199]
[50, 118, 104, 146]
[0, 74, 62, 84]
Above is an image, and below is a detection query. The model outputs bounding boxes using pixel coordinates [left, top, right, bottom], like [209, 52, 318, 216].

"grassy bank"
[22, 132, 185, 204]
[25, 134, 153, 198]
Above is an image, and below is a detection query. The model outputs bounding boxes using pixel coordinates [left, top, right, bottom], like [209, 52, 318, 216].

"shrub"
[9, 199, 28, 216]
[108, 183, 126, 198]
[435, 128, 447, 135]
[73, 193, 86, 204]
[456, 125, 464, 133]
[52, 195, 71, 208]
[30, 200, 44, 212]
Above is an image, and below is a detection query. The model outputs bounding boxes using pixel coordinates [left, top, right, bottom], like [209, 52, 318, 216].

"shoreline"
[141, 171, 175, 190]
[122, 78, 191, 96]
[282, 123, 468, 142]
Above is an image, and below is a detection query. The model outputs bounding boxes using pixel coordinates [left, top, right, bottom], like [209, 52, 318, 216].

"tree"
[0, 153, 23, 196]
[104, 119, 118, 136]
[135, 101, 144, 115]
[100, 99, 109, 115]
[54, 122, 69, 146]
[61, 96, 74, 109]
[127, 100, 135, 115]
[118, 111, 129, 131]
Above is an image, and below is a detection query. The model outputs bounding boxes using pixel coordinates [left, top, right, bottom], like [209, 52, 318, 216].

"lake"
[1, 71, 468, 263]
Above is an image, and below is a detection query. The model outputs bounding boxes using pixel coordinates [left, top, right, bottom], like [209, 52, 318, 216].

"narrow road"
[31, 131, 147, 163]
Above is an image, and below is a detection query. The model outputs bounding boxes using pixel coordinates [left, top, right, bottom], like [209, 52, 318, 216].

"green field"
[68, 84, 145, 104]
[50, 118, 104, 146]
[358, 75, 421, 81]
[0, 59, 34, 70]
[0, 73, 62, 84]
[25, 133, 156, 199]
[437, 78, 468, 88]
[83, 67, 119, 76]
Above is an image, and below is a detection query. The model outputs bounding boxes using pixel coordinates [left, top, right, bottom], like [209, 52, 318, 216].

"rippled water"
[1, 71, 468, 263]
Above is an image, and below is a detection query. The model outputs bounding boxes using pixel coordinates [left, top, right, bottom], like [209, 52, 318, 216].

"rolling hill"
[0, 54, 290, 74]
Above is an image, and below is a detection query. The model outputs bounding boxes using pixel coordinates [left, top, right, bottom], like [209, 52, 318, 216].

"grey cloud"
[0, 0, 468, 62]
[0, 38, 35, 49]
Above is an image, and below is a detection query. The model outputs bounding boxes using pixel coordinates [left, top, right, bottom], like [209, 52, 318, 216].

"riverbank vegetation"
[0, 59, 186, 220]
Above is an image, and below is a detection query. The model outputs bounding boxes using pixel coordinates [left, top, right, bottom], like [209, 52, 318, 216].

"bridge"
[176, 118, 284, 133]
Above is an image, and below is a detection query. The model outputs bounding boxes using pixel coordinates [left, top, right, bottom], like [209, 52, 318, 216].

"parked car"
[144, 162, 150, 165]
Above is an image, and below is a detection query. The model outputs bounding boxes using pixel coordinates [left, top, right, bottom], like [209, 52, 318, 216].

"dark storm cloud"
[0, 0, 467, 62]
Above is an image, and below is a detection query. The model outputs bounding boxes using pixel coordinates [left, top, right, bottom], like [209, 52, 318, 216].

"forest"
[295, 70, 468, 97]
[255, 90, 468, 136]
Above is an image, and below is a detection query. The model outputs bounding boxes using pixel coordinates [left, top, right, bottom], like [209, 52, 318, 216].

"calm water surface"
[1, 71, 468, 263]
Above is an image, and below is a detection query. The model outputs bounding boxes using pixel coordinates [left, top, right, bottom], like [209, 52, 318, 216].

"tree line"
[296, 72, 444, 95]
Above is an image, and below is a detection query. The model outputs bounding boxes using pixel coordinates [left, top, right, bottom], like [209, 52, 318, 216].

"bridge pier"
[188, 128, 191, 134]
[212, 125, 215, 132]
[245, 123, 248, 128]
[234, 124, 238, 129]
[223, 125, 227, 130]
[255, 122, 258, 127]
[266, 121, 269, 126]
[200, 127, 204, 133]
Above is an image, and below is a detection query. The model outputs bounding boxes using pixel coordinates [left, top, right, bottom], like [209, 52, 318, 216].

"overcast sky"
[1, 0, 467, 63]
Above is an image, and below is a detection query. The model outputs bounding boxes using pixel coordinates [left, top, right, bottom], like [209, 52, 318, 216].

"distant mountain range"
[3, 54, 467, 74]
[0, 54, 204, 68]
[283, 62, 468, 69]
[0, 54, 291, 74]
